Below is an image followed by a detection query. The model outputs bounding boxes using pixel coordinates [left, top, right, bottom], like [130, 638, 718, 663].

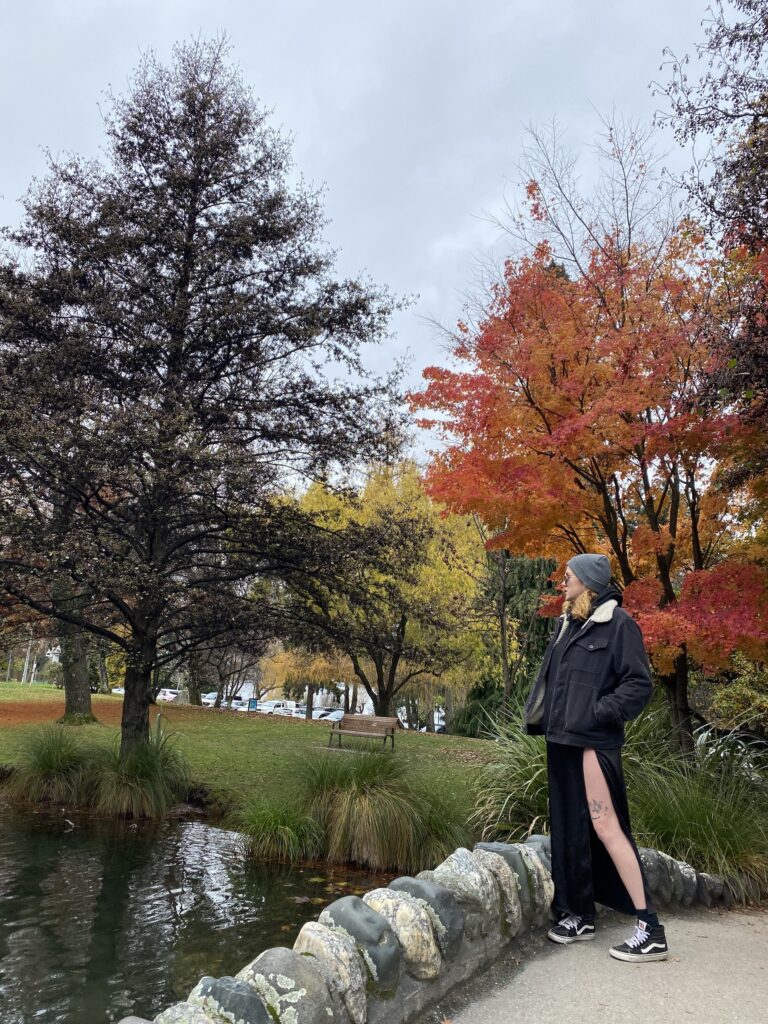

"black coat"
[523, 598, 652, 749]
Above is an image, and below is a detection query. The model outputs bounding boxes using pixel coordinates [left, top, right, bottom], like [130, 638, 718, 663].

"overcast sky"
[1, 0, 709, 409]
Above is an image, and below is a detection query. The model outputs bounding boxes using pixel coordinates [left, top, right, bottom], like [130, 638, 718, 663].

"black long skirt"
[546, 740, 655, 918]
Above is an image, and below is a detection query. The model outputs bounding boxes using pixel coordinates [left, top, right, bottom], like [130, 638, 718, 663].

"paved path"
[422, 907, 768, 1024]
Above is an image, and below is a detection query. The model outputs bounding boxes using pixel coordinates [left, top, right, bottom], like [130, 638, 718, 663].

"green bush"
[7, 724, 91, 804]
[238, 799, 322, 862]
[89, 716, 190, 818]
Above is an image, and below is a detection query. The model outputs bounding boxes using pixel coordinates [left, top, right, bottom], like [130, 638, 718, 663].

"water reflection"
[0, 805, 388, 1023]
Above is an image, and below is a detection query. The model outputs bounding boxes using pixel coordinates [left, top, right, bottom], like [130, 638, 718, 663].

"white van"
[257, 699, 291, 715]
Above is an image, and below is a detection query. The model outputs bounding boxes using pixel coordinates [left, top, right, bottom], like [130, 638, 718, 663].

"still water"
[0, 804, 386, 1024]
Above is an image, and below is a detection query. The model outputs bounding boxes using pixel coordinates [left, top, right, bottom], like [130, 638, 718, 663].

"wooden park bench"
[327, 713, 399, 750]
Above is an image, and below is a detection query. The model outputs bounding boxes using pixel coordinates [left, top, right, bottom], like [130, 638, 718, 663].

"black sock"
[636, 908, 659, 928]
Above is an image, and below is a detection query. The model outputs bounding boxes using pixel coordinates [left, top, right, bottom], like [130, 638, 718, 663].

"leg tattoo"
[589, 798, 607, 820]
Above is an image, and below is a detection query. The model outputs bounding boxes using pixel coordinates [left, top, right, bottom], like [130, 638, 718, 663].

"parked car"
[156, 688, 180, 702]
[201, 691, 219, 706]
[290, 705, 308, 717]
[226, 698, 249, 711]
[318, 708, 344, 722]
[111, 687, 125, 696]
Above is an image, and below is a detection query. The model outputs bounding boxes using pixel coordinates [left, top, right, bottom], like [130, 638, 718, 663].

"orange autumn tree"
[411, 121, 768, 753]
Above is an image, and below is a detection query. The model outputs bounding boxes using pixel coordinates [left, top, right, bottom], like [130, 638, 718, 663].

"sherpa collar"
[555, 598, 618, 644]
[587, 599, 618, 624]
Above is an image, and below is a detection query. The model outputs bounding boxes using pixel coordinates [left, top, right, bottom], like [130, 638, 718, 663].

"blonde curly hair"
[563, 588, 598, 622]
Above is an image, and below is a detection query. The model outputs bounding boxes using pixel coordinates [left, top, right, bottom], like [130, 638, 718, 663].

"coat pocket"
[564, 682, 598, 733]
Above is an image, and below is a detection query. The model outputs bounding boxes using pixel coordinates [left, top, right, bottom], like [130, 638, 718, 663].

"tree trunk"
[120, 636, 157, 758]
[425, 704, 434, 733]
[660, 650, 695, 755]
[60, 624, 93, 718]
[444, 687, 454, 734]
[343, 685, 350, 713]
[96, 646, 110, 694]
[497, 552, 512, 701]
[186, 649, 203, 706]
[21, 640, 32, 684]
[373, 690, 394, 716]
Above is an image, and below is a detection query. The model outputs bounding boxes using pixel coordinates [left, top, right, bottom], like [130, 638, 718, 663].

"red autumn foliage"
[410, 223, 765, 683]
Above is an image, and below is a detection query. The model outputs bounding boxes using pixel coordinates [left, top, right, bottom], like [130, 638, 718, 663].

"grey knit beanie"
[567, 553, 611, 592]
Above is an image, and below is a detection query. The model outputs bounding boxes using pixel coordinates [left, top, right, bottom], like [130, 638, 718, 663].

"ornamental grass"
[473, 697, 768, 901]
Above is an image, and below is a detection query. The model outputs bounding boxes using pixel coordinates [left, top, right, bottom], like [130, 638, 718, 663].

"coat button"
[588, 644, 594, 650]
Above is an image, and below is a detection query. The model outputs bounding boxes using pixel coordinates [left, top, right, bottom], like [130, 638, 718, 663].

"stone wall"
[117, 838, 731, 1024]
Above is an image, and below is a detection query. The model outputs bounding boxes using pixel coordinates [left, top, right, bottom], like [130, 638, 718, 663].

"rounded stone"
[154, 1006, 220, 1024]
[388, 876, 464, 959]
[677, 862, 698, 906]
[363, 888, 442, 980]
[475, 843, 533, 922]
[696, 870, 724, 907]
[471, 849, 523, 936]
[319, 895, 401, 992]
[236, 946, 337, 1024]
[188, 977, 272, 1024]
[524, 834, 552, 873]
[639, 848, 672, 904]
[657, 851, 685, 902]
[293, 921, 366, 1024]
[432, 848, 499, 919]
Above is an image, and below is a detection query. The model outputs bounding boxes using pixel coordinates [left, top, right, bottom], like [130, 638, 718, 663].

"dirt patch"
[0, 699, 122, 727]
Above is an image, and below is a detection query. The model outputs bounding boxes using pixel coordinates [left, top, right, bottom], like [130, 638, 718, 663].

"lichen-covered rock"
[154, 1006, 221, 1024]
[188, 977, 272, 1024]
[677, 862, 698, 906]
[474, 843, 533, 922]
[480, 844, 552, 924]
[471, 849, 523, 936]
[236, 946, 337, 1024]
[388, 876, 464, 960]
[319, 895, 401, 992]
[294, 921, 366, 1024]
[524, 834, 552, 873]
[118, 1017, 152, 1024]
[639, 848, 671, 905]
[695, 870, 724, 908]
[657, 851, 685, 903]
[363, 888, 442, 980]
[432, 848, 499, 919]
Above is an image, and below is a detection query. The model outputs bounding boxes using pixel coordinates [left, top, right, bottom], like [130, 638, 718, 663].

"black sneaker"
[609, 920, 668, 962]
[547, 913, 596, 944]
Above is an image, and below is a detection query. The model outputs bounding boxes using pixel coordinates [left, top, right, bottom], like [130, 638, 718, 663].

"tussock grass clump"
[5, 716, 191, 819]
[7, 724, 91, 804]
[631, 746, 768, 901]
[303, 749, 470, 872]
[238, 800, 322, 862]
[470, 714, 549, 841]
[89, 717, 190, 819]
[473, 699, 768, 900]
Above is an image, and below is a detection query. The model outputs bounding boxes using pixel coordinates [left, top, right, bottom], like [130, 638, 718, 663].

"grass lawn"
[0, 683, 493, 827]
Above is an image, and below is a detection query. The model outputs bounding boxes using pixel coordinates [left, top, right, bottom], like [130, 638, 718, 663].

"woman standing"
[523, 553, 669, 962]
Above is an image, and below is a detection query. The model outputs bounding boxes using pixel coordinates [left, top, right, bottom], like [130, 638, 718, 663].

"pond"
[0, 804, 388, 1023]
